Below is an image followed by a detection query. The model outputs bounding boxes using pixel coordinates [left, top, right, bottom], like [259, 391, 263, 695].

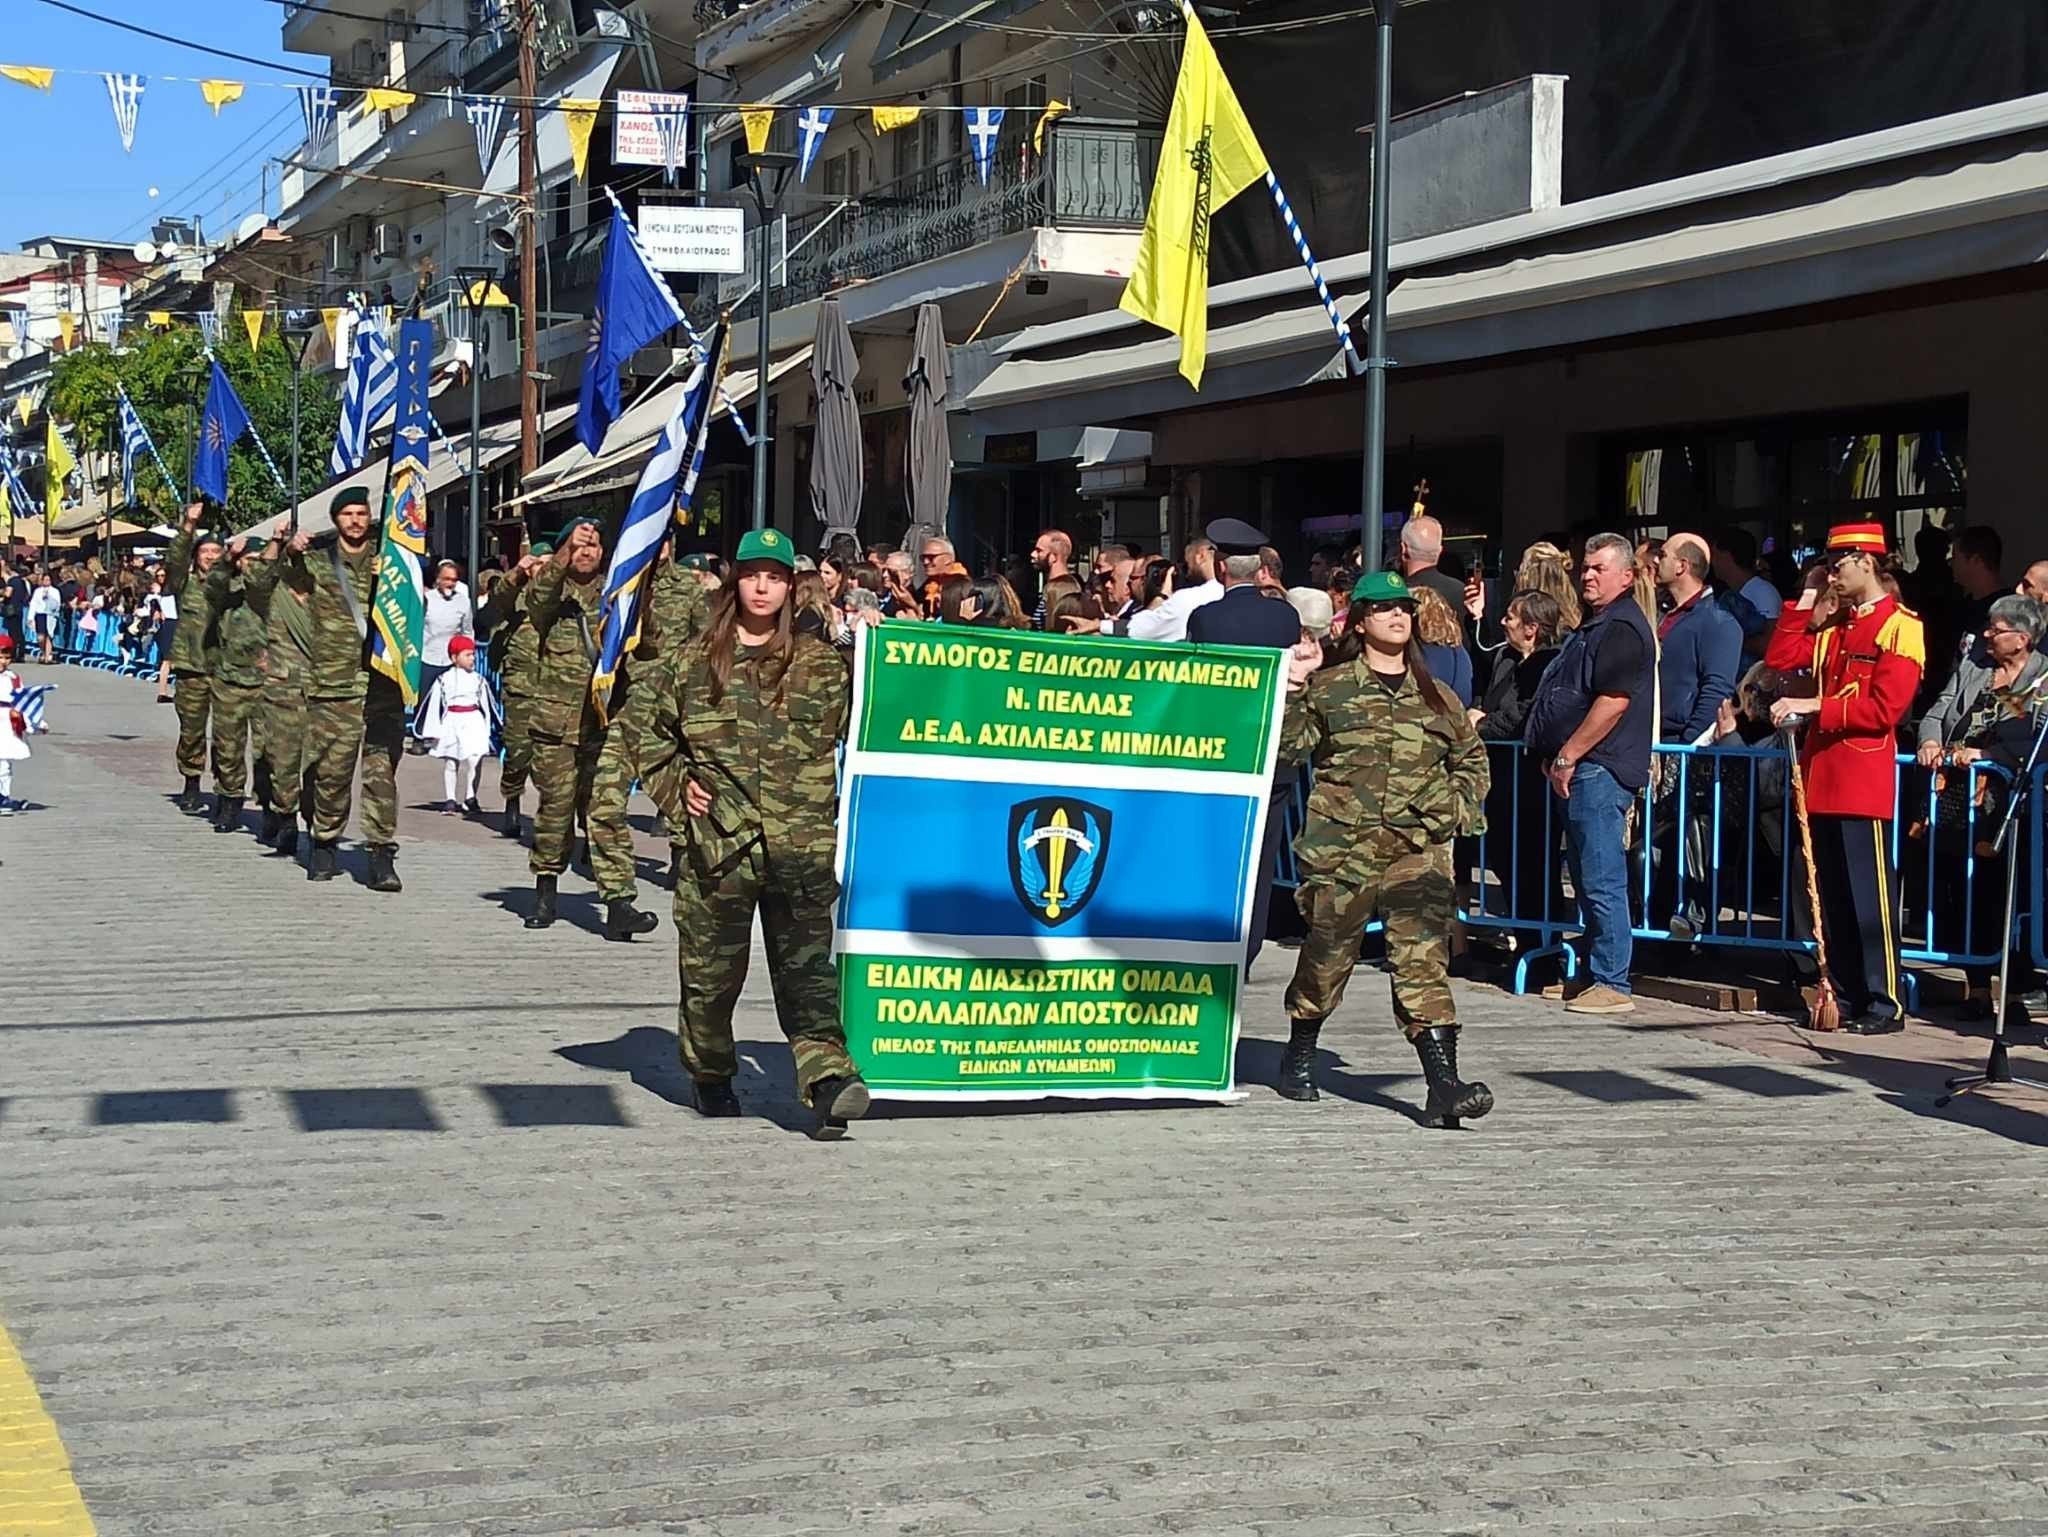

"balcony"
[698, 0, 862, 74]
[279, 40, 466, 217]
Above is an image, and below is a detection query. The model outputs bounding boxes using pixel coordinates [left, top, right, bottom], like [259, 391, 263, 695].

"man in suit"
[1187, 518, 1301, 968]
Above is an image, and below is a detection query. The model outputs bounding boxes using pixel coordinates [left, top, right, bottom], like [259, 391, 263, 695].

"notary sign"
[636, 205, 747, 274]
[837, 623, 1285, 1101]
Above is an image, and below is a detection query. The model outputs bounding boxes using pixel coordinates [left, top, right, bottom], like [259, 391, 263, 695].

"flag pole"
[1359, 0, 1398, 575]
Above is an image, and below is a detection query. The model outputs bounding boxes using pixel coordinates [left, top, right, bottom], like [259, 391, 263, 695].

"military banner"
[837, 624, 1284, 1101]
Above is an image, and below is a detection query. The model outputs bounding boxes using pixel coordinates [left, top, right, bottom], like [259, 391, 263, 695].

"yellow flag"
[57, 312, 75, 351]
[46, 420, 75, 520]
[364, 87, 415, 113]
[0, 65, 54, 91]
[14, 393, 28, 425]
[0, 472, 10, 541]
[741, 107, 774, 155]
[1117, 6, 1268, 389]
[242, 310, 264, 349]
[146, 310, 171, 329]
[1033, 99, 1069, 154]
[871, 106, 921, 135]
[321, 307, 342, 347]
[199, 79, 245, 115]
[562, 98, 600, 178]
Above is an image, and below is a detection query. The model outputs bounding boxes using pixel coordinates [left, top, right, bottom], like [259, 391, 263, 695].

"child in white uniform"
[0, 635, 28, 814]
[418, 633, 494, 814]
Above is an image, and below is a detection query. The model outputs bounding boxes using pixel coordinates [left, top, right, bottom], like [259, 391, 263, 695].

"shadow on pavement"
[481, 883, 608, 937]
[554, 1026, 813, 1134]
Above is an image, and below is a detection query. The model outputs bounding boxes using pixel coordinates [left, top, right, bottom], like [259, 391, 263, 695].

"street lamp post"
[1359, 0, 1399, 573]
[281, 306, 319, 535]
[456, 265, 496, 583]
[740, 150, 797, 531]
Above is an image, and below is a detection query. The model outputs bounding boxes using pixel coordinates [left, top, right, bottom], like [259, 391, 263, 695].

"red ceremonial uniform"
[1764, 594, 1925, 818]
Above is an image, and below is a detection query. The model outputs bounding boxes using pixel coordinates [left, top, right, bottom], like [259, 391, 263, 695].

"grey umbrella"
[904, 302, 952, 544]
[808, 298, 864, 547]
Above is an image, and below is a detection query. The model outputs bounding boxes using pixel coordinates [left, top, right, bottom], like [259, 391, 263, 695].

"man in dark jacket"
[1654, 533, 1743, 937]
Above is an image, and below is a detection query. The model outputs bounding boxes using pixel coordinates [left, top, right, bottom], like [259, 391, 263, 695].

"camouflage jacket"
[285, 535, 378, 701]
[524, 558, 605, 744]
[477, 573, 538, 695]
[202, 562, 269, 689]
[163, 528, 219, 675]
[245, 550, 314, 686]
[643, 632, 848, 874]
[600, 556, 714, 724]
[1282, 658, 1490, 871]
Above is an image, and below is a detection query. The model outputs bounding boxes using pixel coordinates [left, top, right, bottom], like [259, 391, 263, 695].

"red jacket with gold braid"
[1764, 593, 1924, 819]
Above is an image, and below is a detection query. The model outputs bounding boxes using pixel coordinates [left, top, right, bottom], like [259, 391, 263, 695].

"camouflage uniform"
[523, 558, 607, 877]
[587, 558, 712, 900]
[290, 535, 404, 847]
[163, 528, 219, 783]
[479, 574, 538, 806]
[1281, 661, 1490, 1036]
[247, 549, 315, 828]
[201, 559, 268, 798]
[642, 631, 856, 1105]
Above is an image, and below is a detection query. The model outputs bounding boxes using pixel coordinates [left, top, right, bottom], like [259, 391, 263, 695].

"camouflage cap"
[734, 527, 795, 570]
[1351, 570, 1414, 605]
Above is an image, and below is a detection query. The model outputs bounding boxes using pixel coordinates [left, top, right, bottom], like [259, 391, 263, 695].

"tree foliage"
[48, 315, 341, 525]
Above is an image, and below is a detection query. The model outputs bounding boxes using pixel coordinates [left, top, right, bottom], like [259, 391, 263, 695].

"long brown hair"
[703, 574, 796, 704]
[1328, 606, 1455, 716]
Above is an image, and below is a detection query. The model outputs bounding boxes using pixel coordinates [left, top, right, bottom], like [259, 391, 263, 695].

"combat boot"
[365, 845, 402, 893]
[1276, 1015, 1324, 1102]
[213, 796, 244, 834]
[666, 845, 682, 888]
[175, 774, 203, 813]
[808, 1074, 872, 1140]
[1412, 1026, 1493, 1129]
[524, 875, 557, 928]
[501, 797, 522, 839]
[603, 898, 658, 941]
[274, 824, 299, 860]
[692, 1079, 741, 1118]
[308, 840, 339, 881]
[257, 808, 282, 846]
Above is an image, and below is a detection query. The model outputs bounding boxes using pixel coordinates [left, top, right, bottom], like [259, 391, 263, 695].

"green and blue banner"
[837, 623, 1285, 1101]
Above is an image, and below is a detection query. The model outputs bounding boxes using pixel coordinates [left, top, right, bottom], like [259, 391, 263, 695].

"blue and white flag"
[11, 682, 54, 735]
[103, 73, 144, 153]
[193, 359, 254, 504]
[589, 322, 726, 723]
[652, 94, 690, 184]
[575, 200, 686, 455]
[966, 107, 1005, 186]
[196, 312, 221, 349]
[299, 84, 337, 143]
[796, 105, 835, 182]
[463, 94, 504, 175]
[116, 384, 171, 505]
[330, 310, 399, 477]
[0, 445, 30, 516]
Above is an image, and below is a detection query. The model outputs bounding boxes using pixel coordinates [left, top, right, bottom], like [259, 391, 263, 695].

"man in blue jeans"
[1523, 532, 1657, 1013]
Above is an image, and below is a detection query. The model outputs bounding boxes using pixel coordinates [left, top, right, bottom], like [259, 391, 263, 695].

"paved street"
[6, 664, 2048, 1536]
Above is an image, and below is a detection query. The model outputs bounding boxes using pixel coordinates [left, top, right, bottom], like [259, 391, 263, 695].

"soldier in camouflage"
[477, 542, 549, 840]
[246, 516, 315, 859]
[163, 504, 223, 815]
[1278, 570, 1495, 1128]
[285, 486, 405, 891]
[200, 537, 269, 834]
[641, 527, 870, 1139]
[586, 541, 713, 941]
[521, 520, 609, 929]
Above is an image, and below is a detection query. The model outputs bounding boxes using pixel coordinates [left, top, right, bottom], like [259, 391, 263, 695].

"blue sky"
[0, 3, 311, 250]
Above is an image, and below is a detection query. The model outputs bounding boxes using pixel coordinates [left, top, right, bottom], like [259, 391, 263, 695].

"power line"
[30, 0, 331, 80]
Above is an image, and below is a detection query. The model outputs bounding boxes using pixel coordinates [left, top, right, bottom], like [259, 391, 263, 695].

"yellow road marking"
[0, 1322, 95, 1535]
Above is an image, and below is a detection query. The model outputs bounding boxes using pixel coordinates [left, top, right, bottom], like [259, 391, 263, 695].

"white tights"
[443, 757, 480, 803]
[0, 761, 11, 800]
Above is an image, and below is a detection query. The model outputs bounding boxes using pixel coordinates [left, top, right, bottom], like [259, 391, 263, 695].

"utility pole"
[517, 0, 540, 480]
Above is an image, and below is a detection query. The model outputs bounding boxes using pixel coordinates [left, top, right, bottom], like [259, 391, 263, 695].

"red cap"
[1826, 521, 1888, 555]
[448, 634, 477, 656]
[0, 634, 14, 652]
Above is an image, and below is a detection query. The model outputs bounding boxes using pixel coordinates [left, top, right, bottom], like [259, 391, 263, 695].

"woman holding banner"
[1277, 570, 1495, 1128]
[642, 527, 871, 1141]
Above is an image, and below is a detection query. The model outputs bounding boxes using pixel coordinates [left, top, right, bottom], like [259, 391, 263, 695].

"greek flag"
[12, 682, 53, 734]
[330, 310, 399, 477]
[653, 95, 690, 184]
[796, 105, 834, 182]
[464, 94, 503, 174]
[118, 385, 156, 503]
[0, 445, 29, 522]
[300, 85, 337, 143]
[103, 72, 144, 152]
[590, 322, 726, 724]
[965, 107, 1004, 186]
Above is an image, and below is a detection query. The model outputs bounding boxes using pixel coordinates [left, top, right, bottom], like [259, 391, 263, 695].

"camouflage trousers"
[208, 680, 263, 799]
[172, 671, 212, 780]
[673, 841, 852, 1106]
[260, 674, 312, 822]
[587, 691, 653, 901]
[1284, 832, 1458, 1037]
[529, 736, 600, 877]
[498, 691, 533, 801]
[307, 677, 405, 846]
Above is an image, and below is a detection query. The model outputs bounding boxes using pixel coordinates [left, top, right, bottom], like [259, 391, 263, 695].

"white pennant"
[654, 97, 690, 185]
[966, 107, 1006, 187]
[103, 73, 144, 153]
[463, 95, 504, 176]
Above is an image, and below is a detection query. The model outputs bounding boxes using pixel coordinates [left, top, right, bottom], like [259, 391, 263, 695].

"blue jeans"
[1560, 762, 1636, 992]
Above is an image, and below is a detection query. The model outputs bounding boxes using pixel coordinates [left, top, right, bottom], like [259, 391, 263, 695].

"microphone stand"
[1937, 690, 2048, 1106]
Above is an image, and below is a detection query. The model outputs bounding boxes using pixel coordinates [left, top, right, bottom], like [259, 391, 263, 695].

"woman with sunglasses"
[1276, 570, 1494, 1126]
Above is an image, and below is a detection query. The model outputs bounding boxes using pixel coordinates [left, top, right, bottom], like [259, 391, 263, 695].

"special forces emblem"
[1008, 798, 1112, 926]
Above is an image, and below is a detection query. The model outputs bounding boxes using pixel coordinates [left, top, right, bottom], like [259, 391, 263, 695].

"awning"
[504, 346, 814, 508]
[6, 518, 83, 548]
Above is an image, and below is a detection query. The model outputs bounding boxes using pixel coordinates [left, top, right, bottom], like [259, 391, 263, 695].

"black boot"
[213, 796, 244, 834]
[692, 1078, 742, 1118]
[257, 809, 282, 846]
[175, 774, 203, 813]
[365, 844, 402, 893]
[500, 797, 522, 839]
[809, 1074, 872, 1140]
[1412, 1026, 1493, 1129]
[308, 840, 339, 881]
[274, 824, 299, 861]
[604, 898, 659, 941]
[1276, 1016, 1324, 1101]
[666, 845, 683, 888]
[524, 874, 557, 928]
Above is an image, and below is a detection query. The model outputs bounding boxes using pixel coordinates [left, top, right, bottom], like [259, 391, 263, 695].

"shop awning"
[966, 89, 2048, 432]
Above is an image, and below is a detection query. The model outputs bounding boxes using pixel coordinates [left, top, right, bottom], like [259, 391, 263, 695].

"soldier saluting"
[520, 518, 610, 930]
[1277, 570, 1495, 1127]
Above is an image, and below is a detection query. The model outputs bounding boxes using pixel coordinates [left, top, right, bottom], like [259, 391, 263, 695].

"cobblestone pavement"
[6, 666, 2048, 1536]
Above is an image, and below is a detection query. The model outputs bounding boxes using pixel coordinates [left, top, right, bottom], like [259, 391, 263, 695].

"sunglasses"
[1362, 599, 1416, 617]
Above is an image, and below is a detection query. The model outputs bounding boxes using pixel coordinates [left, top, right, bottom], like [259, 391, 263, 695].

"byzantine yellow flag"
[871, 105, 921, 134]
[14, 393, 29, 425]
[0, 473, 10, 541]
[242, 310, 264, 349]
[56, 312, 75, 351]
[46, 420, 75, 520]
[741, 107, 774, 155]
[1033, 99, 1069, 154]
[0, 65, 54, 91]
[364, 87, 415, 113]
[199, 79, 245, 115]
[320, 307, 342, 347]
[1117, 4, 1269, 389]
[562, 98, 601, 178]
[146, 310, 171, 329]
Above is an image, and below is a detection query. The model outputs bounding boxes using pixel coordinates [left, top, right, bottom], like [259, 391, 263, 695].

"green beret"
[677, 552, 711, 571]
[1351, 570, 1413, 604]
[734, 527, 795, 571]
[553, 517, 600, 543]
[529, 539, 555, 557]
[330, 486, 372, 516]
[193, 529, 222, 549]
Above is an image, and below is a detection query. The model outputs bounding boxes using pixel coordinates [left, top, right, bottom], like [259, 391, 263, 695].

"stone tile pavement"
[5, 666, 2048, 1535]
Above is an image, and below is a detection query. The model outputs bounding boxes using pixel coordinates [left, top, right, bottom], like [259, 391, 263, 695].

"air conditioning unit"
[350, 38, 377, 77]
[325, 230, 351, 272]
[371, 223, 404, 261]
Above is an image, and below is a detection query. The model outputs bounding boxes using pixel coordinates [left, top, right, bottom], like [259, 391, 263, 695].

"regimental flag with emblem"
[192, 358, 253, 503]
[368, 319, 435, 706]
[1118, 1, 1269, 388]
[576, 200, 686, 453]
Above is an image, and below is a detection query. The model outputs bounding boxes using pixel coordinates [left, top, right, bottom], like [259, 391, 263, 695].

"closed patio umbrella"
[808, 298, 863, 547]
[904, 302, 952, 543]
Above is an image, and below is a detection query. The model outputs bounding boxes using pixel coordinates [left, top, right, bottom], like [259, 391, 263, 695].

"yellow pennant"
[146, 310, 171, 329]
[45, 419, 75, 519]
[0, 472, 10, 541]
[562, 98, 601, 179]
[364, 87, 415, 114]
[242, 310, 264, 349]
[0, 65, 54, 91]
[56, 313, 75, 351]
[321, 307, 342, 347]
[871, 105, 921, 135]
[741, 107, 774, 155]
[14, 393, 29, 425]
[199, 79, 245, 115]
[1033, 99, 1070, 154]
